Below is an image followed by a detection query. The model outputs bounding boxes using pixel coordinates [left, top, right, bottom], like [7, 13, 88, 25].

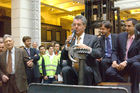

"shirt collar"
[128, 34, 135, 39]
[106, 34, 111, 39]
[47, 53, 55, 57]
[7, 47, 15, 53]
[76, 32, 85, 39]
[25, 47, 30, 50]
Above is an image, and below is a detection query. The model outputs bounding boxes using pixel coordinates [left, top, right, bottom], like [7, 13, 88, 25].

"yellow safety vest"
[44, 54, 59, 77]
[38, 54, 44, 75]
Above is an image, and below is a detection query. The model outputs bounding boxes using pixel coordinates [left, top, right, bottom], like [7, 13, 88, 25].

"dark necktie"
[106, 37, 112, 57]
[7, 50, 12, 74]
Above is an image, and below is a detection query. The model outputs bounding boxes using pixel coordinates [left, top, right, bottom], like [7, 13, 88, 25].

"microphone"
[68, 30, 76, 44]
[135, 23, 140, 39]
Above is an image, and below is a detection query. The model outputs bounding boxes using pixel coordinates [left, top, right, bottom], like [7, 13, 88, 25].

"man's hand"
[66, 35, 73, 44]
[112, 61, 119, 69]
[2, 75, 9, 83]
[118, 61, 127, 71]
[54, 75, 58, 80]
[44, 76, 48, 80]
[27, 59, 33, 67]
[96, 58, 102, 62]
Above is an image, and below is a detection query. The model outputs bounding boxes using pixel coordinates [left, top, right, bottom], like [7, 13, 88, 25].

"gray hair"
[73, 15, 87, 26]
[3, 34, 13, 41]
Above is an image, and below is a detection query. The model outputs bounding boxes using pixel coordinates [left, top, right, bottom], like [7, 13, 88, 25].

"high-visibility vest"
[38, 54, 44, 75]
[44, 54, 59, 77]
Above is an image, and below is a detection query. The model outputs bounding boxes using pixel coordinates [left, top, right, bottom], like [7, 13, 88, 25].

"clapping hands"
[112, 61, 127, 71]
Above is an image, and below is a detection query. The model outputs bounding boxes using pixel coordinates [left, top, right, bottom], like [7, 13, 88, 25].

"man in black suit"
[61, 15, 102, 85]
[106, 18, 140, 93]
[22, 36, 40, 84]
[97, 21, 117, 81]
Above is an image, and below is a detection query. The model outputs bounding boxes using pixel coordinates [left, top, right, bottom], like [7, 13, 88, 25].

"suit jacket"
[0, 48, 28, 92]
[112, 32, 140, 64]
[61, 34, 102, 84]
[24, 47, 40, 78]
[99, 34, 118, 60]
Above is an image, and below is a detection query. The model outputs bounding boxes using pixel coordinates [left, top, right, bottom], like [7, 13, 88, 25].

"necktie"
[55, 51, 58, 55]
[7, 50, 12, 74]
[77, 37, 81, 44]
[106, 37, 112, 57]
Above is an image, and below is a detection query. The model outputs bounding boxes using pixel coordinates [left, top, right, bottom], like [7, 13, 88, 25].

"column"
[11, 0, 41, 46]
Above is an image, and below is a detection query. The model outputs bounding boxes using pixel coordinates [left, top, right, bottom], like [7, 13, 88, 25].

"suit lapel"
[15, 48, 19, 71]
[24, 47, 29, 56]
[128, 39, 137, 53]
[83, 34, 90, 46]
[102, 36, 105, 54]
[30, 48, 32, 57]
[122, 33, 128, 57]
[3, 51, 7, 67]
[111, 34, 115, 48]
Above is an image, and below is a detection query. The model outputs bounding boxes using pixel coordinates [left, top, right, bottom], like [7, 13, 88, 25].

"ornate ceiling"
[0, 0, 140, 20]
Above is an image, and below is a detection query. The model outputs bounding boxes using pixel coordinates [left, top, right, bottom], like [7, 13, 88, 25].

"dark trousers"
[26, 68, 34, 84]
[0, 87, 2, 93]
[2, 75, 26, 93]
[0, 80, 2, 93]
[106, 62, 140, 93]
[44, 77, 56, 84]
[62, 65, 94, 85]
[26, 68, 40, 84]
[98, 57, 112, 81]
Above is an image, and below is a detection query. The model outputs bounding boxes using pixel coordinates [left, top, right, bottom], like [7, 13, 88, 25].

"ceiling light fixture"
[68, 9, 73, 11]
[49, 3, 54, 5]
[131, 11, 140, 14]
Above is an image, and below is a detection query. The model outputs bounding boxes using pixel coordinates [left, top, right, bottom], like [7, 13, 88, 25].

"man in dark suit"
[97, 21, 118, 81]
[0, 34, 33, 93]
[22, 36, 40, 84]
[61, 15, 102, 85]
[0, 37, 4, 93]
[106, 18, 140, 93]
